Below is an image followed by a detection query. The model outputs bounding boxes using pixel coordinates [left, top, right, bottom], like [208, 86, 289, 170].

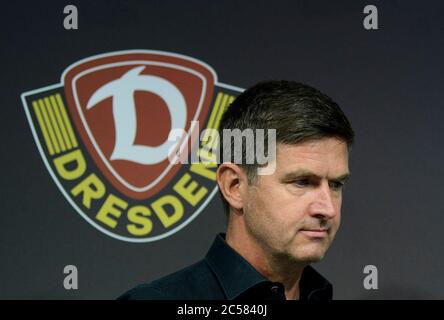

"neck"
[225, 215, 307, 300]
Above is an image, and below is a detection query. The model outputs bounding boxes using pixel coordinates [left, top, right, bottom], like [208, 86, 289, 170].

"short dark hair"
[217, 80, 355, 216]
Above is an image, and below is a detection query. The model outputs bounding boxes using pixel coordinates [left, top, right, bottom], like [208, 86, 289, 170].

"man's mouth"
[299, 228, 329, 238]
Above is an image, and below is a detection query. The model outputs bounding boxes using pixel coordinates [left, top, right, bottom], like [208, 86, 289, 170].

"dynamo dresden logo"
[21, 50, 242, 242]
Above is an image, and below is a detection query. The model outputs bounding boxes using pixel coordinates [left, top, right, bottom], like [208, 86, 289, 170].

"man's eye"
[330, 181, 344, 190]
[293, 179, 310, 187]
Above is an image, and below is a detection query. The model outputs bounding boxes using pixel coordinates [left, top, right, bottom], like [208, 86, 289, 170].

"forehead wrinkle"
[277, 140, 346, 158]
[275, 143, 349, 178]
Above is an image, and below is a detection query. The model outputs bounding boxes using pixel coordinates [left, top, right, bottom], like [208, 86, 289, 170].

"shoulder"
[118, 259, 221, 300]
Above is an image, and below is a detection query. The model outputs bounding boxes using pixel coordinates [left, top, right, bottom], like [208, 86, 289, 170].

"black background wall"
[1, 0, 443, 299]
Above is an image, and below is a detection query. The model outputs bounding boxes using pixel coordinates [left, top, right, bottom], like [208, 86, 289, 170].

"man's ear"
[216, 163, 247, 212]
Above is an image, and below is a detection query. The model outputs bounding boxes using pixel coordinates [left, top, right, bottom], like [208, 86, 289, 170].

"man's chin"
[289, 242, 329, 262]
[292, 249, 326, 263]
[295, 255, 323, 263]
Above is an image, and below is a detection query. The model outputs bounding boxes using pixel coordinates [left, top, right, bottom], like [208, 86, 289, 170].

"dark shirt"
[119, 233, 333, 301]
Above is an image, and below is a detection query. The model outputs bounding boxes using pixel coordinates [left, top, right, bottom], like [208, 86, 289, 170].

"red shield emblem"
[63, 51, 216, 199]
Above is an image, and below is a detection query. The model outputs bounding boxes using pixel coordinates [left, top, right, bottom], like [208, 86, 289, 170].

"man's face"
[242, 137, 350, 263]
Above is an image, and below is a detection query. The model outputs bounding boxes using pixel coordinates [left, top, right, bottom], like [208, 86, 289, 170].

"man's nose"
[309, 182, 337, 219]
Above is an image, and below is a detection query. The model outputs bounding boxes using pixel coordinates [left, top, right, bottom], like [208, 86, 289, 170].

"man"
[119, 80, 354, 300]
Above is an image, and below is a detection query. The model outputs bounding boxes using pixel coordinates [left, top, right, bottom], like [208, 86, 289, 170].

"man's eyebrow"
[333, 172, 351, 182]
[281, 170, 351, 182]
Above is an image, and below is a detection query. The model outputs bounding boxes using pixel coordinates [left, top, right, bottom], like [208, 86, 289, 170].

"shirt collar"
[204, 233, 333, 300]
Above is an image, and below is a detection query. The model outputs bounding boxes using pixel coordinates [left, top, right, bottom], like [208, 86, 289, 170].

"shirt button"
[270, 285, 280, 294]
